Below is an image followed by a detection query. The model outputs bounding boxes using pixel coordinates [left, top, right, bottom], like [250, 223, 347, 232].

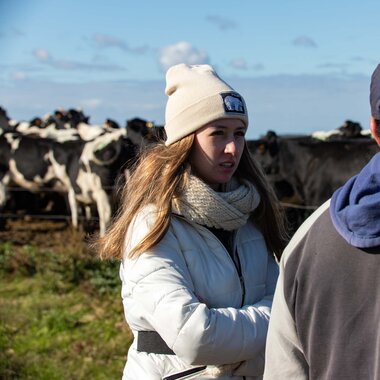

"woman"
[95, 63, 287, 379]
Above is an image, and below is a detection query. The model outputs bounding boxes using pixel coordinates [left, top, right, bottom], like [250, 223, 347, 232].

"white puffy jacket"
[120, 205, 279, 380]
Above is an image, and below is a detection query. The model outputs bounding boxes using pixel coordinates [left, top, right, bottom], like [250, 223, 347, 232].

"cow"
[312, 120, 371, 141]
[248, 131, 379, 235]
[0, 132, 12, 228]
[0, 107, 10, 132]
[0, 129, 138, 235]
[70, 129, 138, 234]
[13, 115, 107, 143]
[43, 108, 90, 130]
[0, 131, 71, 229]
[126, 117, 166, 146]
[103, 118, 120, 130]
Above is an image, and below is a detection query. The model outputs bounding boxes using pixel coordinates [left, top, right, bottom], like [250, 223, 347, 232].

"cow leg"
[67, 188, 79, 229]
[0, 182, 7, 230]
[94, 190, 111, 236]
[84, 205, 92, 221]
[81, 204, 95, 234]
[0, 173, 11, 229]
[0, 183, 7, 206]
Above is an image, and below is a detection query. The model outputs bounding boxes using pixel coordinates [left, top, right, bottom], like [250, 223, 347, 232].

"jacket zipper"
[227, 228, 245, 307]
[170, 216, 247, 379]
[162, 365, 207, 380]
[176, 216, 246, 307]
[233, 243, 246, 307]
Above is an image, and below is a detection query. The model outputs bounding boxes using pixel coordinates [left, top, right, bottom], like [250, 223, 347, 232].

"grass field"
[0, 221, 133, 379]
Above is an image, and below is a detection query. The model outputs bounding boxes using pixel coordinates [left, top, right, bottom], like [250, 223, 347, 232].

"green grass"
[0, 237, 133, 380]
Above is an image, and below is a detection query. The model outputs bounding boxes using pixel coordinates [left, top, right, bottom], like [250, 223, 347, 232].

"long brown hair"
[237, 142, 288, 260]
[94, 135, 194, 260]
[94, 136, 287, 261]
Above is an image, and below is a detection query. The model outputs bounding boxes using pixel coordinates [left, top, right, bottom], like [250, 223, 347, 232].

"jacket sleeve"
[123, 221, 275, 367]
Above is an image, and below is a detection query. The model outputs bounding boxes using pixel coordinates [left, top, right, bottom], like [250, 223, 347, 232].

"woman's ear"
[370, 117, 380, 146]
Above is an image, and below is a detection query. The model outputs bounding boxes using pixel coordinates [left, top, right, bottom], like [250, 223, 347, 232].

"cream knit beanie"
[164, 63, 249, 145]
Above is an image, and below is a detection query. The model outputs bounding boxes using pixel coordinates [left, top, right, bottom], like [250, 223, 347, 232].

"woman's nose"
[225, 140, 237, 155]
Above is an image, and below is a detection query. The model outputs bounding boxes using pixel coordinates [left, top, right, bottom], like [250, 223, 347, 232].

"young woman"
[95, 63, 287, 379]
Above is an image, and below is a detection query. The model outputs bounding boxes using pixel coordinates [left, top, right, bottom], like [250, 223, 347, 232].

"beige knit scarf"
[172, 175, 261, 231]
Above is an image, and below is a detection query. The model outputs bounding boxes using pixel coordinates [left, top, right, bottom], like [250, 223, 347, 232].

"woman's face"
[189, 118, 247, 190]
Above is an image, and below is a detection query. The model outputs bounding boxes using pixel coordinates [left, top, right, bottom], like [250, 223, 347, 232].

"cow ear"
[258, 143, 266, 154]
[93, 142, 120, 165]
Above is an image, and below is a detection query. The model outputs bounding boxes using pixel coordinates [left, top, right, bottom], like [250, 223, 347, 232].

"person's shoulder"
[281, 199, 331, 266]
[132, 203, 158, 227]
[242, 219, 265, 239]
[125, 204, 159, 248]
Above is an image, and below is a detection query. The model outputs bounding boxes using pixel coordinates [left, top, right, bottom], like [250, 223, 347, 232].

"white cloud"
[0, 79, 166, 126]
[317, 62, 349, 71]
[93, 34, 128, 49]
[92, 34, 149, 54]
[31, 48, 125, 72]
[252, 63, 265, 71]
[79, 98, 103, 109]
[293, 36, 318, 48]
[206, 15, 237, 31]
[0, 73, 371, 140]
[33, 48, 51, 62]
[229, 59, 265, 72]
[11, 71, 28, 80]
[159, 42, 209, 72]
[229, 58, 248, 70]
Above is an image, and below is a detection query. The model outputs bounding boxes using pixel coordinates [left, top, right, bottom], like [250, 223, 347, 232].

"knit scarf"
[172, 175, 261, 231]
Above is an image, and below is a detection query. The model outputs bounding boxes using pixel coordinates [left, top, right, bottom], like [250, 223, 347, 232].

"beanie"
[164, 63, 249, 145]
[370, 64, 380, 119]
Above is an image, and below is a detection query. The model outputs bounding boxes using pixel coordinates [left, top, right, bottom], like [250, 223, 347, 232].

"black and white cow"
[68, 129, 138, 234]
[248, 131, 379, 234]
[0, 132, 12, 225]
[0, 129, 138, 235]
[0, 107, 10, 132]
[0, 131, 69, 229]
[126, 117, 166, 146]
[43, 108, 90, 129]
[312, 120, 372, 141]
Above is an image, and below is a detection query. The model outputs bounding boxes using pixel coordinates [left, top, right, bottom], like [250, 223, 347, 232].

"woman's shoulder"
[125, 205, 188, 252]
[239, 219, 266, 243]
[131, 203, 158, 226]
[131, 205, 191, 231]
[125, 204, 159, 249]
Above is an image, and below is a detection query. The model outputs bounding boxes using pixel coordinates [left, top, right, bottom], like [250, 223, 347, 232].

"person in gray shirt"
[264, 63, 380, 380]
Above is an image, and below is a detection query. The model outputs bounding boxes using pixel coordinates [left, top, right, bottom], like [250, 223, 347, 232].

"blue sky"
[1, 0, 378, 139]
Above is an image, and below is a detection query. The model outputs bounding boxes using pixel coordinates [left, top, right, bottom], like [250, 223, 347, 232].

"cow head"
[338, 120, 363, 138]
[66, 109, 90, 128]
[103, 118, 120, 130]
[30, 117, 44, 128]
[0, 107, 10, 131]
[248, 130, 280, 175]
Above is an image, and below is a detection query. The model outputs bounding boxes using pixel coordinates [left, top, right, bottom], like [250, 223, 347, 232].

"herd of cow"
[0, 106, 378, 239]
[0, 107, 164, 236]
[248, 125, 378, 234]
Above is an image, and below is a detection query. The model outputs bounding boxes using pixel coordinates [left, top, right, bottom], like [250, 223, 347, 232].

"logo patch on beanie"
[221, 92, 245, 114]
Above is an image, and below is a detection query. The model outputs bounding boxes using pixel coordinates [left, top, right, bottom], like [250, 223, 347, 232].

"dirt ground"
[0, 218, 92, 252]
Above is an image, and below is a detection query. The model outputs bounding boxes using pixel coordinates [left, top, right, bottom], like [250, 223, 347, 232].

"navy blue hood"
[330, 151, 380, 248]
